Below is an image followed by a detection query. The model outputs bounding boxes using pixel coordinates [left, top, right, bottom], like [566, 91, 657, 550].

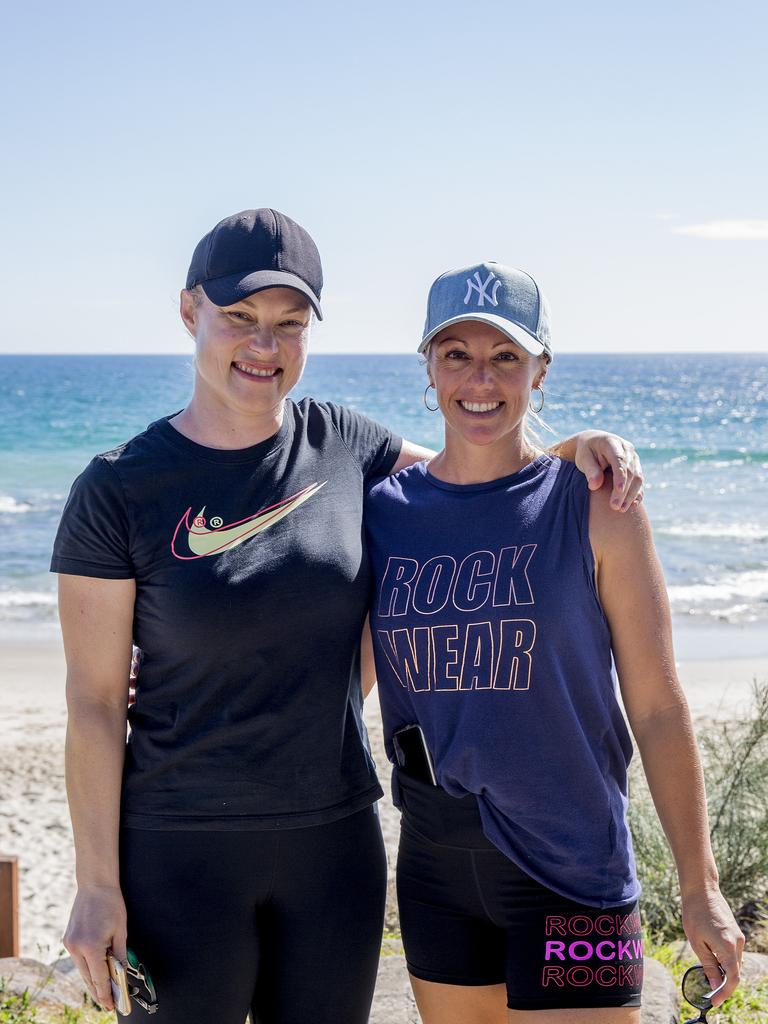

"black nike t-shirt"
[51, 399, 402, 829]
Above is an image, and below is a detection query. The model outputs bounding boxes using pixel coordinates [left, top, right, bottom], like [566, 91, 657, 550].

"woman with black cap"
[52, 210, 644, 1023]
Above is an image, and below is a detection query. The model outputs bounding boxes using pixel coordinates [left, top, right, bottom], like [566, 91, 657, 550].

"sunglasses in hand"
[681, 963, 727, 1023]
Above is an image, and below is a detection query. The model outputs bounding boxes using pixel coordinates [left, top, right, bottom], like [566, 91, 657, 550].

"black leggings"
[120, 805, 387, 1024]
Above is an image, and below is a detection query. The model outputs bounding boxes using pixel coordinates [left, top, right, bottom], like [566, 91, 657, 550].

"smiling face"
[427, 320, 547, 453]
[180, 286, 311, 421]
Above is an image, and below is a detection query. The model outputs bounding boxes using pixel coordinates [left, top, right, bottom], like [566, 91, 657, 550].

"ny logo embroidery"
[464, 271, 501, 307]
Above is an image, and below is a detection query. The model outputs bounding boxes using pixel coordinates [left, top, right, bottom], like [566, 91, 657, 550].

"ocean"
[1, 353, 767, 659]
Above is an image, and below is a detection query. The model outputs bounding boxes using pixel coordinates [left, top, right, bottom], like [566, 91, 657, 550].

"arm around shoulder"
[391, 438, 436, 473]
[555, 430, 644, 511]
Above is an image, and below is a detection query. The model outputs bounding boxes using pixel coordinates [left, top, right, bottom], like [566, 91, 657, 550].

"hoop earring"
[530, 386, 545, 414]
[424, 384, 439, 412]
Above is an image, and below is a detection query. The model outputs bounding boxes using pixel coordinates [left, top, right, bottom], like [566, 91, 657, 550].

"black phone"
[392, 724, 437, 785]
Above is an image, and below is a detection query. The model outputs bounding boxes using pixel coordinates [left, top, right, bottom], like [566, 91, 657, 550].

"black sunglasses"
[681, 963, 727, 1023]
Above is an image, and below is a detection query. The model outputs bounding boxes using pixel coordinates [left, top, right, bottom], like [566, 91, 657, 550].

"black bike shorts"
[396, 772, 643, 1012]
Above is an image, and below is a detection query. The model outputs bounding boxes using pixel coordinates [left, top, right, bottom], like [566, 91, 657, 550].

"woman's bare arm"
[59, 573, 135, 1011]
[391, 439, 435, 472]
[590, 487, 744, 1006]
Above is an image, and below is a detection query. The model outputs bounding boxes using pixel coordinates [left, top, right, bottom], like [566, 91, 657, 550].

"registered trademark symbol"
[193, 516, 206, 528]
[210, 516, 223, 529]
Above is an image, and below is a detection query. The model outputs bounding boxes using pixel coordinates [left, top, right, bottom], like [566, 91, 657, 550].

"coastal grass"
[630, 679, 768, 947]
[0, 981, 109, 1023]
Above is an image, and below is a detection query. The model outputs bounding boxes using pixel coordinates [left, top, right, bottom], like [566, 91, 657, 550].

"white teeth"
[460, 401, 501, 413]
[235, 363, 278, 377]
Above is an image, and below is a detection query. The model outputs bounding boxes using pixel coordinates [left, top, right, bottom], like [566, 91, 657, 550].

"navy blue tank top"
[365, 455, 640, 908]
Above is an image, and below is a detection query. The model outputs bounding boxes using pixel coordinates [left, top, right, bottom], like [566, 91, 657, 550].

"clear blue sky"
[1, 0, 766, 354]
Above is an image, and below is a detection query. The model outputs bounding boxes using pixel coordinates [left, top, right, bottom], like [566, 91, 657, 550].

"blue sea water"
[1, 354, 767, 650]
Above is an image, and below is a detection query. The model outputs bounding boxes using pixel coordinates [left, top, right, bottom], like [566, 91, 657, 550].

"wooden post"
[0, 855, 20, 957]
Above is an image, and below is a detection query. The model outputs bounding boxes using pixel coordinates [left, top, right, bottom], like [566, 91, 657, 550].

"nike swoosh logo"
[170, 482, 326, 560]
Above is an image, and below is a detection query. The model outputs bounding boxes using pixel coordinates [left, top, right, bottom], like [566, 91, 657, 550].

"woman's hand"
[573, 430, 643, 511]
[681, 886, 745, 1007]
[63, 884, 128, 1010]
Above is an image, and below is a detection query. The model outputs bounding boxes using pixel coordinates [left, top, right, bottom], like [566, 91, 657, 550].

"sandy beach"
[1, 627, 766, 960]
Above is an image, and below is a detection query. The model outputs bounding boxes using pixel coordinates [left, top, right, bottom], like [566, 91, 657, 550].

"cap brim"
[201, 270, 323, 320]
[418, 313, 546, 357]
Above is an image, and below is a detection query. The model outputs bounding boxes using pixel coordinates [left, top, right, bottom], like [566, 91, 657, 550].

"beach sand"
[1, 629, 766, 959]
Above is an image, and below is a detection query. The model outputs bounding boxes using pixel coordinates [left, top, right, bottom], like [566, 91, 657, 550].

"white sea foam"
[0, 495, 33, 514]
[659, 522, 768, 541]
[0, 591, 57, 608]
[668, 570, 768, 622]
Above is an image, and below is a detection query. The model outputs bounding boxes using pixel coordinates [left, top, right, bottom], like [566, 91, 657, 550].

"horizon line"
[1, 350, 766, 358]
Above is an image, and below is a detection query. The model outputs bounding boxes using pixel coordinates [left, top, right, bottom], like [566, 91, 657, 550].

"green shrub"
[0, 982, 38, 1024]
[630, 680, 768, 943]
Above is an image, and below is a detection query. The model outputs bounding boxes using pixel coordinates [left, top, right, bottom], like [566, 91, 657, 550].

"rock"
[50, 953, 81, 979]
[641, 956, 679, 1024]
[741, 951, 768, 985]
[371, 953, 420, 1024]
[0, 956, 89, 1010]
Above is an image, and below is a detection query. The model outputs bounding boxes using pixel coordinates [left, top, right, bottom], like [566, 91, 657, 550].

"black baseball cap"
[186, 208, 323, 319]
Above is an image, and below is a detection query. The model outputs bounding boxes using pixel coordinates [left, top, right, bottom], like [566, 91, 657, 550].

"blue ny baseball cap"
[419, 261, 552, 361]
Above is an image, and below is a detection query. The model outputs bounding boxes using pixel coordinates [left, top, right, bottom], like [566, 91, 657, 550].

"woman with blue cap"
[52, 212, 644, 1023]
[364, 261, 745, 1023]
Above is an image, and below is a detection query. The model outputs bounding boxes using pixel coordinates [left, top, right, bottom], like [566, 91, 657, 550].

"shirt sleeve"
[327, 403, 403, 481]
[50, 455, 135, 578]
